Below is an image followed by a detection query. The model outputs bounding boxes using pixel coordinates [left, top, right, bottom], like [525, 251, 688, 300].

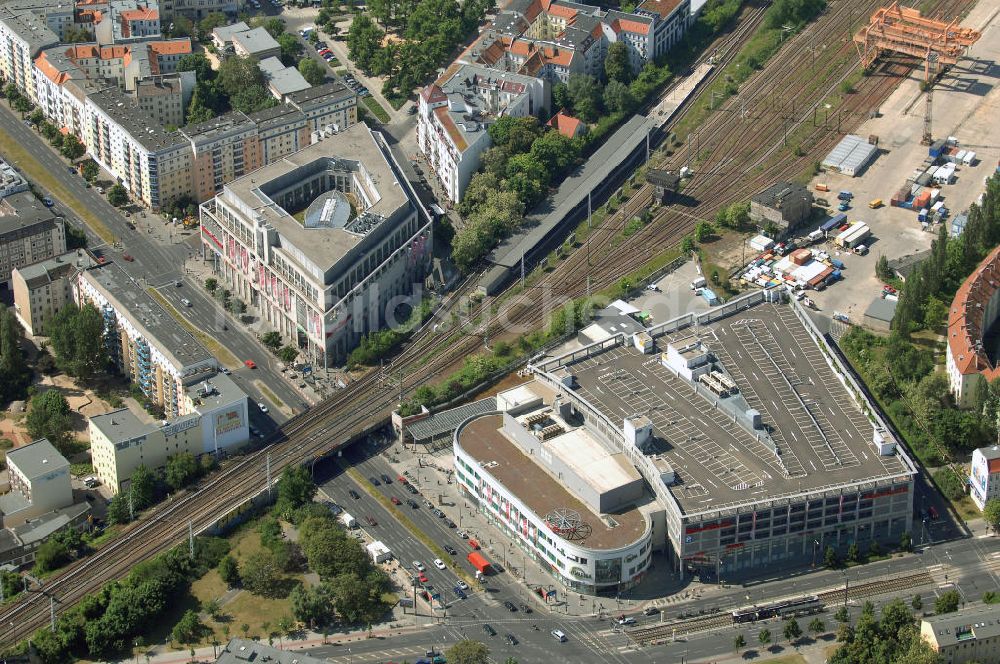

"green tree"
[603, 79, 635, 114]
[261, 331, 282, 351]
[171, 609, 204, 644]
[256, 17, 287, 38]
[198, 12, 228, 36]
[0, 304, 29, 402]
[681, 235, 695, 253]
[733, 634, 746, 651]
[186, 84, 216, 125]
[824, 545, 838, 568]
[552, 81, 571, 110]
[107, 183, 128, 207]
[694, 220, 714, 243]
[911, 594, 923, 610]
[808, 617, 826, 635]
[487, 116, 540, 154]
[834, 606, 850, 623]
[758, 628, 771, 649]
[28, 109, 44, 125]
[875, 254, 892, 281]
[567, 74, 602, 123]
[278, 345, 300, 364]
[47, 303, 106, 380]
[300, 518, 370, 579]
[33, 538, 71, 573]
[81, 160, 99, 182]
[128, 464, 157, 512]
[63, 25, 93, 43]
[275, 465, 316, 514]
[278, 33, 302, 65]
[934, 589, 960, 614]
[347, 15, 383, 71]
[165, 452, 200, 491]
[847, 542, 860, 563]
[60, 135, 86, 161]
[240, 549, 283, 597]
[328, 570, 388, 624]
[984, 498, 1000, 533]
[445, 638, 490, 664]
[178, 53, 216, 83]
[298, 58, 326, 85]
[783, 618, 802, 644]
[529, 130, 579, 179]
[26, 390, 73, 449]
[218, 554, 241, 587]
[219, 56, 265, 98]
[107, 493, 130, 524]
[291, 583, 334, 628]
[604, 41, 632, 83]
[231, 85, 277, 114]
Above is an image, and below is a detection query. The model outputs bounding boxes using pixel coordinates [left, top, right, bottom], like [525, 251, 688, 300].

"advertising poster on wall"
[215, 409, 244, 437]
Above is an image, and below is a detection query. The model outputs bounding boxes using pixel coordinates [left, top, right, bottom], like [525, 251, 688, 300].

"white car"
[456, 580, 469, 591]
[617, 616, 637, 625]
[258, 402, 268, 413]
[412, 561, 425, 572]
[433, 558, 446, 570]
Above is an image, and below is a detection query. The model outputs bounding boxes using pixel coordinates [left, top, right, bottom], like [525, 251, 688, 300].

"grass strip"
[253, 379, 290, 415]
[146, 287, 240, 368]
[362, 96, 391, 123]
[340, 463, 478, 589]
[0, 124, 116, 245]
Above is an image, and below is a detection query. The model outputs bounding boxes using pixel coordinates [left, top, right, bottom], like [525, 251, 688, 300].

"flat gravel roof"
[459, 414, 647, 550]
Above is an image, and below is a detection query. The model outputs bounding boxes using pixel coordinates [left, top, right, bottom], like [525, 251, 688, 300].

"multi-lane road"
[0, 104, 305, 418]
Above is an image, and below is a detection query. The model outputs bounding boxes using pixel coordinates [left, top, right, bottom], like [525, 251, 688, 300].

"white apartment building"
[0, 192, 67, 285]
[1, 438, 73, 527]
[89, 373, 249, 494]
[417, 63, 547, 204]
[199, 124, 432, 367]
[76, 262, 218, 417]
[970, 446, 1000, 511]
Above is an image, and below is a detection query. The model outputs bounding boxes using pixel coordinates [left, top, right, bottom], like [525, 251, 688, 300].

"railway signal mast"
[852, 2, 980, 144]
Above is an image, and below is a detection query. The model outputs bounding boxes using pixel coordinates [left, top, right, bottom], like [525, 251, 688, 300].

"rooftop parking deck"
[564, 302, 911, 516]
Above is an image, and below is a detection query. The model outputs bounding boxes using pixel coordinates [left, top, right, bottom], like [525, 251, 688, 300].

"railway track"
[0, 0, 973, 647]
[625, 570, 936, 646]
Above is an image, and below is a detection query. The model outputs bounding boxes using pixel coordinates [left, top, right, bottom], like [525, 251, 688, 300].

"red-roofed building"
[970, 445, 1000, 510]
[547, 110, 585, 138]
[946, 245, 1000, 407]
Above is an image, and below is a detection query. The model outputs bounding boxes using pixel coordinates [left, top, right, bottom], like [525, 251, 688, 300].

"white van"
[180, 298, 191, 307]
[551, 629, 567, 642]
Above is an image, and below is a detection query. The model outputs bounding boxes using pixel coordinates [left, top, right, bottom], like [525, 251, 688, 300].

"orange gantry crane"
[853, 2, 981, 143]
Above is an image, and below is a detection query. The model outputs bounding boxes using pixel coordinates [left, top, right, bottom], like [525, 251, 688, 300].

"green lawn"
[362, 96, 390, 123]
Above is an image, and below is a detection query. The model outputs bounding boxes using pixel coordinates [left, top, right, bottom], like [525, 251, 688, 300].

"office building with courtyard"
[199, 124, 432, 367]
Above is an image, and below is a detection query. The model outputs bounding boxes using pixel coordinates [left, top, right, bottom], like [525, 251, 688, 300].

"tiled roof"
[547, 110, 583, 137]
[614, 17, 651, 35]
[947, 244, 1000, 377]
[34, 52, 72, 85]
[148, 40, 191, 56]
[120, 7, 158, 21]
[433, 106, 467, 151]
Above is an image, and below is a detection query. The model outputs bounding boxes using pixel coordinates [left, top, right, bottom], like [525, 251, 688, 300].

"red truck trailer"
[467, 551, 492, 575]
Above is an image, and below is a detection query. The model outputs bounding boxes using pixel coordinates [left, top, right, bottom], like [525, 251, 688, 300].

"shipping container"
[956, 150, 968, 164]
[815, 183, 830, 192]
[837, 224, 870, 249]
[830, 258, 845, 270]
[820, 213, 847, 233]
[918, 209, 928, 222]
[749, 235, 775, 252]
[700, 288, 720, 306]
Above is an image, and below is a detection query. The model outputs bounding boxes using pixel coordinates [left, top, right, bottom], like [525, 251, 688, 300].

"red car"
[929, 506, 939, 520]
[318, 48, 331, 56]
[244, 359, 256, 369]
[122, 253, 134, 262]
[418, 572, 428, 583]
[390, 496, 402, 505]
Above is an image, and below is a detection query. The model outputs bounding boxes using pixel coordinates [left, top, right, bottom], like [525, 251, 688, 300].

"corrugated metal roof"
[406, 397, 498, 441]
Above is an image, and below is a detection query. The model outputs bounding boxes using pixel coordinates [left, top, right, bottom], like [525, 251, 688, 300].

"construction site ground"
[805, 1, 1000, 322]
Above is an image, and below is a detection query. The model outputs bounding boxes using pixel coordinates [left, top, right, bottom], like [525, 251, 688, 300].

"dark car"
[503, 600, 517, 612]
[482, 623, 496, 637]
[505, 633, 518, 646]
[349, 489, 360, 500]
[643, 606, 660, 616]
[369, 476, 380, 486]
[406, 498, 419, 508]
[445, 519, 457, 528]
[328, 502, 344, 515]
[406, 484, 419, 494]
[365, 515, 377, 526]
[314, 41, 327, 50]
[443, 545, 457, 555]
[453, 586, 466, 599]
[381, 474, 392, 484]
[432, 508, 445, 518]
[519, 603, 532, 613]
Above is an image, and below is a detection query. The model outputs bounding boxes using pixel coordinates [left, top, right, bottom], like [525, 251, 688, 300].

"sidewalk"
[138, 622, 430, 664]
[380, 441, 733, 620]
